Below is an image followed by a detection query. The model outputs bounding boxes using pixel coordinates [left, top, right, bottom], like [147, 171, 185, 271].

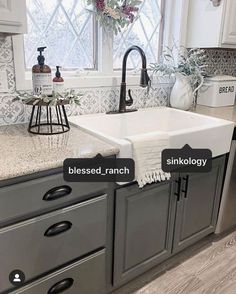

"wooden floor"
[114, 229, 236, 294]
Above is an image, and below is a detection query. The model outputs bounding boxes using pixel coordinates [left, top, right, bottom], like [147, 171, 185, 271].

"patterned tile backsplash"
[0, 36, 173, 126]
[1, 36, 236, 126]
[204, 48, 236, 76]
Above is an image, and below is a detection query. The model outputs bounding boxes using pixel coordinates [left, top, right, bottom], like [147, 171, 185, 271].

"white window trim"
[12, 0, 179, 91]
[163, 0, 189, 48]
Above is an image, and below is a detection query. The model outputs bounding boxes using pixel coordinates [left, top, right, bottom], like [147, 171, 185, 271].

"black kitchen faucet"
[108, 45, 150, 114]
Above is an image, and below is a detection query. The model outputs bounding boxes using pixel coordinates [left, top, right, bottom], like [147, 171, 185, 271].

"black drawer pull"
[48, 278, 74, 294]
[182, 175, 189, 198]
[44, 221, 72, 237]
[174, 177, 181, 202]
[43, 186, 72, 201]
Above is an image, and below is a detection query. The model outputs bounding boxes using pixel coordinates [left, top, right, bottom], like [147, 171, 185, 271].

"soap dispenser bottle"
[53, 66, 64, 94]
[32, 47, 53, 95]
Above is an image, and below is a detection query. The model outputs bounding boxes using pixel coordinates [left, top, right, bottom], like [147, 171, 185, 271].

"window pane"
[113, 0, 163, 70]
[24, 0, 96, 70]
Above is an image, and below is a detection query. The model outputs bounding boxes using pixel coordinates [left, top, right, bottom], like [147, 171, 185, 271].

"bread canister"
[197, 75, 236, 107]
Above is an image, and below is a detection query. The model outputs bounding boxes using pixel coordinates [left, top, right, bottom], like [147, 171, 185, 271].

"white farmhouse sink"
[69, 107, 234, 158]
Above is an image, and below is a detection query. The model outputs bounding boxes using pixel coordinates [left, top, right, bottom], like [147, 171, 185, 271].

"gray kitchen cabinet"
[0, 155, 226, 293]
[113, 180, 176, 286]
[172, 156, 225, 253]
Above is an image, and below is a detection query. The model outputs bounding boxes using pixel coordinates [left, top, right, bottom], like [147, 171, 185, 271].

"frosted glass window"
[24, 0, 96, 70]
[113, 0, 163, 70]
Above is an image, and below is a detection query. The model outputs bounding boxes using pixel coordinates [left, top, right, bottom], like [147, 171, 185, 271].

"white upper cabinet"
[0, 0, 27, 34]
[221, 0, 236, 45]
[185, 0, 236, 48]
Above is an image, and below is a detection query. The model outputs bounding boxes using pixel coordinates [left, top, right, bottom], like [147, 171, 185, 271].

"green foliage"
[87, 0, 141, 35]
[13, 90, 82, 106]
[150, 45, 208, 91]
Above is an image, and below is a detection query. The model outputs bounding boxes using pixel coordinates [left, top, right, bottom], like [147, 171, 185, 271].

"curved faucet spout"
[107, 45, 150, 114]
[121, 45, 148, 84]
[119, 46, 150, 113]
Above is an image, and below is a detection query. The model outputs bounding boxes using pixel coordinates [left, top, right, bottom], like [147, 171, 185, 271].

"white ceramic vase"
[170, 73, 193, 111]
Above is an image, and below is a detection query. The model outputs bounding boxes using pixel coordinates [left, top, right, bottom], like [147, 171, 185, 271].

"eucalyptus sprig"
[150, 45, 208, 92]
[13, 89, 82, 106]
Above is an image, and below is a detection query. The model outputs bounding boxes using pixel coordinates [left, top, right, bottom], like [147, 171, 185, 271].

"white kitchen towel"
[125, 132, 171, 188]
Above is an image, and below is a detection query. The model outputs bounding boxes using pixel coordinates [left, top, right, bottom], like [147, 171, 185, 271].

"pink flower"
[96, 0, 105, 11]
[122, 5, 139, 15]
[122, 5, 138, 23]
[129, 13, 135, 23]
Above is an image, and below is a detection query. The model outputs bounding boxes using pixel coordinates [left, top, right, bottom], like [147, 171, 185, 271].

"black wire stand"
[28, 101, 70, 135]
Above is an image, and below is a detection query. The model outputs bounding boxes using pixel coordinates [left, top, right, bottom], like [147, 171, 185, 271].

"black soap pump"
[32, 47, 52, 95]
[37, 47, 46, 67]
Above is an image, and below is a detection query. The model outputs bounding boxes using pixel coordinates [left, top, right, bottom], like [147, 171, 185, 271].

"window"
[13, 0, 165, 90]
[114, 0, 163, 70]
[24, 0, 96, 70]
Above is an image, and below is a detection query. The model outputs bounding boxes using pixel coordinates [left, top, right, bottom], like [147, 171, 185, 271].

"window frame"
[13, 0, 168, 91]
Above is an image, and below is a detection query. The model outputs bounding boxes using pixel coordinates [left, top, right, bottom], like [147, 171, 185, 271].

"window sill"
[16, 72, 141, 91]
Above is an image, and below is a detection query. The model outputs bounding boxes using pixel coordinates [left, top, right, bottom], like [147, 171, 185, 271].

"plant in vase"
[86, 0, 141, 35]
[150, 46, 208, 110]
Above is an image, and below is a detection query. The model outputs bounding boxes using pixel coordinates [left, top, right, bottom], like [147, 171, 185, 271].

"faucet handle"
[126, 89, 134, 106]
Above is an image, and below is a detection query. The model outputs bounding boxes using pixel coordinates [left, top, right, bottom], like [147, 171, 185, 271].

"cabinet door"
[113, 181, 176, 287]
[186, 0, 224, 48]
[0, 0, 27, 34]
[173, 156, 225, 254]
[222, 0, 236, 45]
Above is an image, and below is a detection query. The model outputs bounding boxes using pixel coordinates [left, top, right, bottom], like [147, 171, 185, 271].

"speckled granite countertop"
[2, 105, 235, 181]
[0, 124, 119, 181]
[193, 105, 236, 125]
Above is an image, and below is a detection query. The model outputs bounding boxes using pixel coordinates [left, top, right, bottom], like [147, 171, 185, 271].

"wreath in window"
[87, 0, 142, 34]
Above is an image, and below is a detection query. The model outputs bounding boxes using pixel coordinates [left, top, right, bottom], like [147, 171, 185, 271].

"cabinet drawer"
[11, 250, 106, 294]
[0, 195, 107, 293]
[0, 173, 107, 226]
